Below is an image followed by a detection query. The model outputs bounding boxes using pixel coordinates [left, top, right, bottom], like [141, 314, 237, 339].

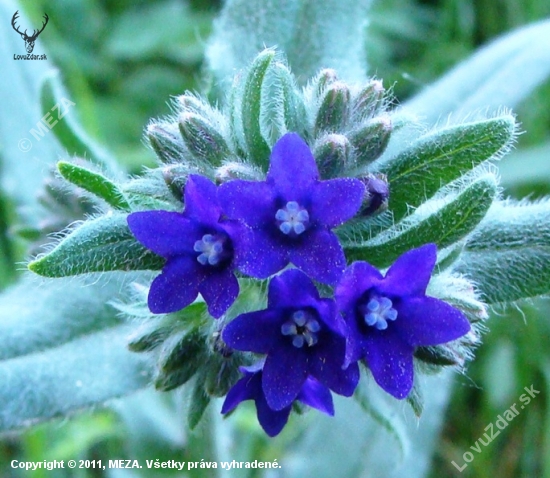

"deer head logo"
[11, 10, 48, 54]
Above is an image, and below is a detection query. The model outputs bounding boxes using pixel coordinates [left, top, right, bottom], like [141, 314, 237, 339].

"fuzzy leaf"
[379, 116, 515, 222]
[346, 175, 497, 268]
[206, 0, 371, 87]
[403, 19, 550, 121]
[0, 274, 151, 431]
[40, 71, 120, 175]
[57, 161, 130, 210]
[28, 215, 164, 278]
[455, 201, 550, 303]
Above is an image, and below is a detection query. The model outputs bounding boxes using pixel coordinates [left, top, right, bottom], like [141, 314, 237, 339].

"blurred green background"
[1, 0, 550, 476]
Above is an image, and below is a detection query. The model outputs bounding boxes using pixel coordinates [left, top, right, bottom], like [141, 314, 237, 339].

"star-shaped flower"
[218, 132, 365, 285]
[221, 362, 334, 437]
[222, 268, 359, 410]
[335, 243, 471, 399]
[127, 175, 240, 318]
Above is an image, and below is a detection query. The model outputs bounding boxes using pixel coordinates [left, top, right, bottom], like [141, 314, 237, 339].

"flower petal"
[395, 296, 471, 346]
[310, 337, 359, 397]
[222, 309, 281, 353]
[290, 229, 346, 284]
[378, 243, 437, 298]
[127, 211, 200, 257]
[364, 331, 414, 399]
[184, 175, 221, 226]
[267, 269, 320, 309]
[262, 346, 309, 410]
[267, 133, 319, 198]
[199, 268, 239, 318]
[335, 261, 383, 316]
[310, 177, 365, 227]
[298, 377, 335, 416]
[255, 394, 292, 437]
[220, 372, 260, 414]
[148, 256, 204, 313]
[234, 227, 288, 278]
[218, 180, 276, 226]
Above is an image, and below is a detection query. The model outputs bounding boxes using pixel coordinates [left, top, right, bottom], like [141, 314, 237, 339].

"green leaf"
[57, 161, 130, 210]
[403, 19, 550, 122]
[0, 274, 151, 431]
[241, 50, 275, 168]
[455, 200, 550, 303]
[28, 215, 164, 278]
[188, 377, 211, 430]
[206, 0, 371, 87]
[379, 116, 515, 222]
[346, 174, 497, 268]
[40, 70, 121, 175]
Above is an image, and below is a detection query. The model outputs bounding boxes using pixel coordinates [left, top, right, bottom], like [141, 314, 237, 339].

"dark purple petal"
[220, 372, 260, 414]
[218, 180, 276, 226]
[267, 133, 319, 198]
[199, 268, 239, 318]
[364, 331, 414, 399]
[310, 178, 365, 227]
[298, 377, 335, 416]
[148, 256, 205, 313]
[395, 296, 470, 346]
[335, 261, 384, 315]
[290, 229, 346, 284]
[183, 175, 221, 225]
[267, 269, 320, 309]
[263, 346, 309, 410]
[127, 211, 200, 258]
[310, 337, 359, 397]
[234, 227, 289, 278]
[222, 309, 281, 353]
[255, 394, 292, 437]
[378, 244, 437, 298]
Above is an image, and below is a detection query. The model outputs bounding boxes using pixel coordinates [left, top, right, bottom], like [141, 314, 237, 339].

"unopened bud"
[147, 123, 186, 164]
[313, 68, 339, 98]
[214, 162, 261, 184]
[350, 115, 392, 165]
[162, 164, 189, 202]
[313, 134, 351, 178]
[352, 79, 385, 121]
[359, 173, 390, 216]
[179, 113, 230, 167]
[314, 82, 351, 135]
[178, 94, 212, 117]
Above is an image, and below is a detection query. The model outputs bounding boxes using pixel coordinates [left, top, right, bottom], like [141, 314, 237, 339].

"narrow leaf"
[57, 161, 130, 210]
[403, 19, 550, 121]
[346, 175, 497, 268]
[455, 200, 550, 303]
[28, 215, 164, 278]
[379, 116, 515, 222]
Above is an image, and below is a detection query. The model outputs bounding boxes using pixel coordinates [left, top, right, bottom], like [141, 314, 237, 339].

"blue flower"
[335, 244, 471, 399]
[221, 362, 334, 437]
[222, 269, 359, 410]
[127, 175, 240, 318]
[218, 133, 365, 285]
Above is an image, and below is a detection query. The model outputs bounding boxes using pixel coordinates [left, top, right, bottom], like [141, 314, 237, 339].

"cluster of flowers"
[128, 133, 471, 436]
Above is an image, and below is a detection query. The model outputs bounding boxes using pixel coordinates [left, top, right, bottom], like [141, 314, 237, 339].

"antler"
[28, 13, 48, 41]
[11, 10, 26, 37]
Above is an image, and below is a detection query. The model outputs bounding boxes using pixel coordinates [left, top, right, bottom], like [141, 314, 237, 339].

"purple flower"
[218, 133, 365, 285]
[127, 175, 240, 318]
[221, 362, 334, 437]
[335, 244, 471, 399]
[222, 269, 359, 410]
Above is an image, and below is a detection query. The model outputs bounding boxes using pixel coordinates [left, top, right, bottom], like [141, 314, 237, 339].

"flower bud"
[313, 68, 339, 98]
[352, 79, 385, 121]
[313, 133, 351, 178]
[349, 115, 392, 165]
[147, 123, 186, 164]
[214, 161, 262, 184]
[314, 82, 351, 135]
[359, 173, 390, 216]
[414, 345, 466, 367]
[179, 113, 230, 167]
[177, 94, 212, 117]
[162, 164, 189, 202]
